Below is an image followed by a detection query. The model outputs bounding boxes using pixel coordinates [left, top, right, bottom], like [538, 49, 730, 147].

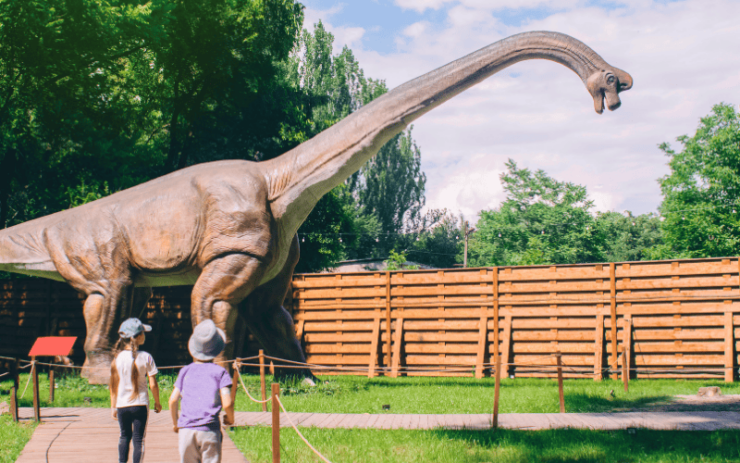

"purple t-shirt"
[175, 363, 232, 431]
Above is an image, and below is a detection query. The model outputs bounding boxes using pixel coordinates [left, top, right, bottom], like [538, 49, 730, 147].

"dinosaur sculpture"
[0, 31, 632, 383]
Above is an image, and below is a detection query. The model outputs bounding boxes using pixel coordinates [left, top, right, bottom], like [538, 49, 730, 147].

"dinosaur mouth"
[593, 91, 622, 114]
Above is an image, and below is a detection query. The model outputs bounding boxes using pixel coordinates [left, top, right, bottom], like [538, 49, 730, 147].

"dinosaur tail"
[0, 221, 63, 280]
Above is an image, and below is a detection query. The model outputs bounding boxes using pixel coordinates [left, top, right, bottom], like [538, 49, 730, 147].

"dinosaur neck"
[263, 31, 605, 238]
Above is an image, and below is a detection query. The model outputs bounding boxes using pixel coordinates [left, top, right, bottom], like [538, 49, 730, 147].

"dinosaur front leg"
[190, 253, 267, 368]
[80, 284, 133, 384]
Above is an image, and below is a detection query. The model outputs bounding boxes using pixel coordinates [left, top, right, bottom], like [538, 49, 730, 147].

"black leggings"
[117, 405, 148, 463]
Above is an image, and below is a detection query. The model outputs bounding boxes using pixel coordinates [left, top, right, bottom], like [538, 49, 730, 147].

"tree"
[597, 211, 664, 262]
[468, 160, 604, 266]
[655, 103, 740, 258]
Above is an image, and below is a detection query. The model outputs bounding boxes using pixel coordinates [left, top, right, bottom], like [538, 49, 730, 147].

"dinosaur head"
[586, 66, 633, 114]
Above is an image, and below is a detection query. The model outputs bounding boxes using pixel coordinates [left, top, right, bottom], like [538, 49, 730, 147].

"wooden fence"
[2, 257, 739, 381]
[292, 257, 740, 381]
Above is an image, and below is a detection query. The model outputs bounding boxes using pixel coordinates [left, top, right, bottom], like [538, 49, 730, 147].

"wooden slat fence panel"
[292, 257, 740, 381]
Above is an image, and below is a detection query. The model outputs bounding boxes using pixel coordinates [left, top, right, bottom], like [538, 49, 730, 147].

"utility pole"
[463, 221, 475, 268]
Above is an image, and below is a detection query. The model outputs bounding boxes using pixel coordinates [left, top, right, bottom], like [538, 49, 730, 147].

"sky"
[297, 0, 740, 221]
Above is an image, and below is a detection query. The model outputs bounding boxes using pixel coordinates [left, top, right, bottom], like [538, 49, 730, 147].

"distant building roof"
[323, 257, 435, 273]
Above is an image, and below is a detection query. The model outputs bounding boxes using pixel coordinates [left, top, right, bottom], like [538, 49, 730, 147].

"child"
[110, 318, 162, 463]
[169, 319, 235, 463]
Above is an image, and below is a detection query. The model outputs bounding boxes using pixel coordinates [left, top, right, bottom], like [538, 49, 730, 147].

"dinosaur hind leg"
[240, 236, 312, 380]
[190, 253, 267, 370]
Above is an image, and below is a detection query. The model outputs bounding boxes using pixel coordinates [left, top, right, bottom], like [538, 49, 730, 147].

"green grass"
[0, 415, 36, 463]
[3, 371, 740, 414]
[230, 427, 740, 463]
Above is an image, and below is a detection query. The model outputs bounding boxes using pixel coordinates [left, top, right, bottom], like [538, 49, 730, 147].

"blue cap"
[118, 318, 152, 339]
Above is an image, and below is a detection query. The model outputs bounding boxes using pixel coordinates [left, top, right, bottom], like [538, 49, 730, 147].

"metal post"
[271, 383, 280, 463]
[231, 362, 239, 404]
[463, 221, 468, 268]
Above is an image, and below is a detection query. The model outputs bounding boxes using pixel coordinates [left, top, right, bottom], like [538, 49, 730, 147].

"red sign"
[28, 337, 77, 357]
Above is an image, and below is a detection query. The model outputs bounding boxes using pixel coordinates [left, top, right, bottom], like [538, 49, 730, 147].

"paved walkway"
[234, 410, 740, 431]
[11, 407, 740, 462]
[15, 408, 247, 463]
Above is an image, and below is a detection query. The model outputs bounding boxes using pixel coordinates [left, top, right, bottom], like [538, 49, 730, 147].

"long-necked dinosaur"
[0, 31, 632, 383]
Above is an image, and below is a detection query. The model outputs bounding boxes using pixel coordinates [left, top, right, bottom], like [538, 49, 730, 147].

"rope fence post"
[13, 357, 19, 390]
[231, 361, 240, 404]
[49, 367, 55, 403]
[10, 386, 18, 422]
[260, 350, 267, 412]
[272, 383, 280, 463]
[556, 354, 565, 413]
[31, 357, 40, 421]
[492, 355, 501, 429]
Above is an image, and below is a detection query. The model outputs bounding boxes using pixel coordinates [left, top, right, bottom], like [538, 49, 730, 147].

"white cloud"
[303, 0, 740, 221]
[394, 0, 456, 13]
[303, 5, 367, 53]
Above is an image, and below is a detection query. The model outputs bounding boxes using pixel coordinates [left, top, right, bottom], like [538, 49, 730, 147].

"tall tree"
[468, 160, 604, 266]
[654, 103, 740, 258]
[596, 211, 664, 262]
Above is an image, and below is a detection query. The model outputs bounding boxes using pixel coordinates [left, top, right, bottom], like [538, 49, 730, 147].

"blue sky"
[299, 0, 740, 219]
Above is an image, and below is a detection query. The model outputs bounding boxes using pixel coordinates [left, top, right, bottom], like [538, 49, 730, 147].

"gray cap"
[188, 320, 226, 361]
[118, 318, 152, 339]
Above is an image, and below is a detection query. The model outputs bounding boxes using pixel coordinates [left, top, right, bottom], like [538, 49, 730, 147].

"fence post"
[259, 350, 267, 412]
[271, 383, 280, 463]
[492, 355, 501, 429]
[609, 263, 618, 380]
[385, 271, 392, 373]
[622, 318, 632, 392]
[12, 358, 19, 390]
[10, 386, 18, 422]
[556, 354, 565, 413]
[231, 362, 239, 404]
[49, 367, 55, 403]
[31, 358, 40, 422]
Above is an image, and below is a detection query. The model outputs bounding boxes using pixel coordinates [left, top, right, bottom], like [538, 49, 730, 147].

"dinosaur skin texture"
[0, 32, 632, 383]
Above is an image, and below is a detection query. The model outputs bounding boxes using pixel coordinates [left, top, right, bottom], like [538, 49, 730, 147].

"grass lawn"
[3, 371, 740, 414]
[230, 427, 740, 463]
[0, 415, 36, 463]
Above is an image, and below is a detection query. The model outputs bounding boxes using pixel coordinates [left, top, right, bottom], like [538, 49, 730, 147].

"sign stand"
[27, 337, 77, 422]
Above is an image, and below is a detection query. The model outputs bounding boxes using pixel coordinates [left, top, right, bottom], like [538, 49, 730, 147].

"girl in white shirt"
[110, 318, 162, 463]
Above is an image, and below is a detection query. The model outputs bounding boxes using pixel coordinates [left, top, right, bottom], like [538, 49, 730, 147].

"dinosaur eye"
[606, 75, 616, 85]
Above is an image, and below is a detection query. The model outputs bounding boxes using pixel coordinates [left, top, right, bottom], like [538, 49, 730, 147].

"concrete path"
[234, 410, 740, 431]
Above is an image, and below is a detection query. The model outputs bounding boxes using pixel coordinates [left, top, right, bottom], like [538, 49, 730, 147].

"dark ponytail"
[109, 339, 123, 397]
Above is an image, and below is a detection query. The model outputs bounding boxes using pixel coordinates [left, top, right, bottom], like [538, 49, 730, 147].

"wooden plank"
[622, 318, 632, 386]
[391, 318, 404, 378]
[385, 272, 392, 371]
[475, 302, 489, 379]
[725, 311, 735, 383]
[594, 314, 604, 381]
[610, 262, 618, 380]
[492, 267, 500, 369]
[368, 316, 381, 378]
[501, 315, 512, 377]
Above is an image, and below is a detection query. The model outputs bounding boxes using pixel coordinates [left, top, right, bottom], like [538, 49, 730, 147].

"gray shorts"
[178, 428, 222, 463]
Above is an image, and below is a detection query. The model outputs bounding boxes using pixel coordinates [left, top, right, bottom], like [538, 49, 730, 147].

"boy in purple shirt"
[169, 320, 235, 463]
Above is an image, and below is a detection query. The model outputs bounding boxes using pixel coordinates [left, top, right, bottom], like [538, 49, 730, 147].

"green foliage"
[383, 250, 419, 271]
[469, 160, 604, 266]
[0, 414, 36, 463]
[656, 103, 740, 258]
[597, 211, 665, 262]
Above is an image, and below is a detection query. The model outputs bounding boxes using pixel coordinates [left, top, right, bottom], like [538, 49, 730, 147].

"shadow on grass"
[431, 428, 740, 462]
[565, 393, 672, 413]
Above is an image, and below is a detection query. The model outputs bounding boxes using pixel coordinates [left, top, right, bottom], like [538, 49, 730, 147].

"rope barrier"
[235, 363, 271, 404]
[19, 362, 34, 399]
[275, 395, 333, 463]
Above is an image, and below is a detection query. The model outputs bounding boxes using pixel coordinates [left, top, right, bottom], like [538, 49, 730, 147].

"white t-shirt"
[114, 350, 158, 408]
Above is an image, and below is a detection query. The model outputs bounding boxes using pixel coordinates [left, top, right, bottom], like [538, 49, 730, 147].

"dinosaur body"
[0, 32, 632, 383]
